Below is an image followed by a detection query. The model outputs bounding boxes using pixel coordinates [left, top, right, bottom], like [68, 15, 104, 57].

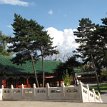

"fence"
[0, 82, 103, 103]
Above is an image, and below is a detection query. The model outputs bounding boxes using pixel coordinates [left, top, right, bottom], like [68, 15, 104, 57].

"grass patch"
[90, 83, 107, 92]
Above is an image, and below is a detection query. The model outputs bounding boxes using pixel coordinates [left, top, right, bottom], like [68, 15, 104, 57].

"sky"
[0, 0, 107, 60]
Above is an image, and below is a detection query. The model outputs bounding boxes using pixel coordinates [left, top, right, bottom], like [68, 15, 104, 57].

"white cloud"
[0, 0, 29, 6]
[46, 27, 79, 61]
[48, 9, 53, 15]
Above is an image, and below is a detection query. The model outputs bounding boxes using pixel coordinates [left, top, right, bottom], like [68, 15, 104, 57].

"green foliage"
[74, 18, 96, 62]
[8, 14, 43, 64]
[63, 71, 73, 86]
[101, 68, 107, 75]
[0, 31, 9, 56]
[74, 18, 107, 74]
[8, 14, 58, 87]
[90, 83, 107, 91]
[55, 56, 81, 83]
[82, 63, 95, 72]
[8, 14, 58, 65]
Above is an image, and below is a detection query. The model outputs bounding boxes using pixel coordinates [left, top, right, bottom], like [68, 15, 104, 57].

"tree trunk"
[91, 54, 100, 93]
[30, 55, 39, 87]
[42, 56, 45, 87]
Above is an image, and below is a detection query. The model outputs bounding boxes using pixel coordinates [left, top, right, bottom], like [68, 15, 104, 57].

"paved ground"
[101, 93, 107, 103]
[0, 93, 106, 107]
[0, 83, 106, 107]
[88, 83, 107, 103]
[0, 92, 106, 107]
[0, 101, 107, 107]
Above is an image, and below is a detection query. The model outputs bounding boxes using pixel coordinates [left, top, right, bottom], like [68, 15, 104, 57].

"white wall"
[79, 82, 102, 103]
[2, 84, 81, 102]
[1, 82, 102, 103]
[0, 89, 2, 100]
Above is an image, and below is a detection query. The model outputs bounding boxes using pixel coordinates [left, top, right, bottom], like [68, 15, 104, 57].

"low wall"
[0, 89, 2, 100]
[80, 82, 102, 102]
[1, 82, 103, 103]
[2, 84, 81, 102]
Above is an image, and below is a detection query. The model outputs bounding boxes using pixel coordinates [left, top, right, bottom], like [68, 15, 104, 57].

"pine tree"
[74, 18, 107, 72]
[8, 14, 58, 87]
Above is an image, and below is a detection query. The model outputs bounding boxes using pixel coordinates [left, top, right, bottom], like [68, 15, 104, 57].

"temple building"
[0, 55, 61, 88]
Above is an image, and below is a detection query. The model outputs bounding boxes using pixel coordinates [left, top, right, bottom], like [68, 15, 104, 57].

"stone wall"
[0, 82, 103, 103]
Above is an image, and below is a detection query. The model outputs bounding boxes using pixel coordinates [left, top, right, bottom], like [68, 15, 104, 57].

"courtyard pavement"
[0, 101, 107, 107]
[0, 93, 106, 107]
[88, 83, 107, 103]
[0, 83, 106, 107]
[101, 93, 107, 103]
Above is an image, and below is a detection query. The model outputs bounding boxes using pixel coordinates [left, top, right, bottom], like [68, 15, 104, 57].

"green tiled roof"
[0, 55, 61, 74]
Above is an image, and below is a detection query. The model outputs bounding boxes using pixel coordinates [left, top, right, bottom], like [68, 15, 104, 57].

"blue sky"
[0, 0, 107, 35]
[0, 0, 107, 60]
